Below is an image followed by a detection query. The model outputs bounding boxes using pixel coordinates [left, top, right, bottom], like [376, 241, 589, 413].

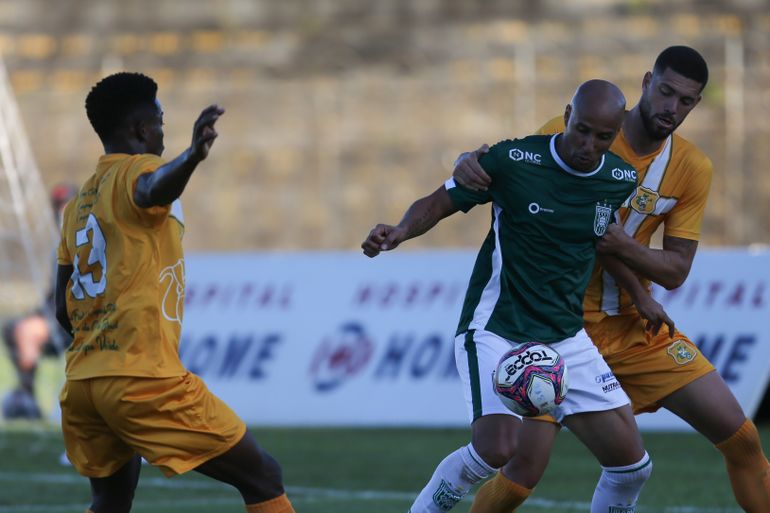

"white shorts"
[455, 329, 630, 423]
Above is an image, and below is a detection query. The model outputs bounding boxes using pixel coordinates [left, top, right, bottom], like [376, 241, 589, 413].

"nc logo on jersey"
[611, 167, 637, 182]
[509, 148, 542, 165]
[666, 339, 697, 365]
[630, 186, 660, 215]
[593, 202, 613, 236]
[159, 259, 185, 325]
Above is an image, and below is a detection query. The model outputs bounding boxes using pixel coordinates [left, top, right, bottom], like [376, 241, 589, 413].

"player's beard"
[639, 96, 677, 141]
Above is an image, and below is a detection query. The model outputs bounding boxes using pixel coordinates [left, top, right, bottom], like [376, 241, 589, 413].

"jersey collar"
[549, 134, 604, 177]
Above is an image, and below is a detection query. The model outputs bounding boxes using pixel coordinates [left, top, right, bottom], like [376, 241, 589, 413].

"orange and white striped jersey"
[57, 153, 187, 380]
[537, 116, 713, 321]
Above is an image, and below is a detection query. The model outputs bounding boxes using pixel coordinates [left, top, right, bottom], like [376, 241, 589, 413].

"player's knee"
[474, 440, 516, 469]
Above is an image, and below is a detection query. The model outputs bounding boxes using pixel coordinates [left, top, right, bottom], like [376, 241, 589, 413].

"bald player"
[362, 80, 658, 513]
[455, 46, 770, 513]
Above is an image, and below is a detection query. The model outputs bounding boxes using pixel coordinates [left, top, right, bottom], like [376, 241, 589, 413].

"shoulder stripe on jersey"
[470, 204, 504, 330]
[621, 135, 672, 236]
[601, 135, 672, 315]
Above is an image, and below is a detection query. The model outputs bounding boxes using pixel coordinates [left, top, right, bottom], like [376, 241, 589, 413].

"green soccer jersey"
[447, 134, 636, 343]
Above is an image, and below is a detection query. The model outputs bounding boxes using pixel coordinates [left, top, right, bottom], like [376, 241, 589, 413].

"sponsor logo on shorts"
[608, 507, 634, 513]
[666, 339, 698, 365]
[595, 371, 615, 384]
[602, 381, 621, 393]
[433, 479, 463, 511]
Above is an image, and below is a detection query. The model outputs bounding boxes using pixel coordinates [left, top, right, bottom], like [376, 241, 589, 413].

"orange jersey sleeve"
[659, 141, 712, 241]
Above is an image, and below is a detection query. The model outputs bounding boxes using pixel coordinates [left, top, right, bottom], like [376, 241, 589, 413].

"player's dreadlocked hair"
[653, 46, 709, 91]
[85, 72, 158, 142]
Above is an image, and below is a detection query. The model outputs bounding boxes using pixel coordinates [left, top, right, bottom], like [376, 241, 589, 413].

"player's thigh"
[591, 317, 715, 415]
[660, 370, 746, 444]
[60, 380, 136, 478]
[455, 330, 522, 423]
[503, 417, 560, 489]
[91, 373, 247, 477]
[562, 405, 645, 467]
[549, 329, 630, 421]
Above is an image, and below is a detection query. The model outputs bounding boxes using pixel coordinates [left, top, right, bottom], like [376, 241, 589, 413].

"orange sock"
[245, 493, 295, 513]
[716, 418, 770, 513]
[470, 472, 532, 513]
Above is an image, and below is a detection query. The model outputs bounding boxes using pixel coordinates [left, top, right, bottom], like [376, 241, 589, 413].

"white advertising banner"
[180, 248, 770, 430]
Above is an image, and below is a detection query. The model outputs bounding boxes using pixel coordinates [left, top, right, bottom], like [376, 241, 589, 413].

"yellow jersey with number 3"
[57, 153, 187, 380]
[537, 116, 713, 321]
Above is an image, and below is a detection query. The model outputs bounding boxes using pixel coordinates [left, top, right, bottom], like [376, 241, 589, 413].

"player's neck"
[102, 139, 146, 156]
[622, 108, 666, 157]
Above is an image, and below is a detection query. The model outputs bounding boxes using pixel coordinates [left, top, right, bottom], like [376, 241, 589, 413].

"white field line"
[0, 472, 742, 513]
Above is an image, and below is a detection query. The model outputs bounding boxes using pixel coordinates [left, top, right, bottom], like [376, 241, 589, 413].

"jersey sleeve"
[535, 116, 565, 136]
[120, 154, 172, 226]
[445, 144, 502, 212]
[56, 201, 74, 265]
[663, 154, 713, 241]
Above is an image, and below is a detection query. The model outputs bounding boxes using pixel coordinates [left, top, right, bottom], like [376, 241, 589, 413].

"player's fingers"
[381, 230, 401, 251]
[665, 315, 676, 338]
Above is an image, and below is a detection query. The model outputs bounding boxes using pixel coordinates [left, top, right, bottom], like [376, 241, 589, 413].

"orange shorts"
[60, 371, 246, 478]
[529, 313, 715, 424]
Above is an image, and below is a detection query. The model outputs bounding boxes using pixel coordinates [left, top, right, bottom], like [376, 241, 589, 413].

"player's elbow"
[661, 272, 687, 291]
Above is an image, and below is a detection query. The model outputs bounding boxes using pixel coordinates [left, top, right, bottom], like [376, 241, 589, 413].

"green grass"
[0, 424, 762, 512]
[0, 343, 757, 512]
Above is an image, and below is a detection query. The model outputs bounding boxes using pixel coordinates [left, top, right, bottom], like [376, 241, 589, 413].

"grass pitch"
[0, 423, 760, 512]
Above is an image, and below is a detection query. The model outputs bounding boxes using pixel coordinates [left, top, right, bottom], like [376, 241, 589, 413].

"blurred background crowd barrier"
[1, 0, 769, 422]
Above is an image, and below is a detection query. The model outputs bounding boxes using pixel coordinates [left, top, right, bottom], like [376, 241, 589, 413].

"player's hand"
[190, 104, 225, 162]
[635, 294, 675, 338]
[453, 144, 491, 191]
[361, 224, 407, 258]
[596, 224, 633, 255]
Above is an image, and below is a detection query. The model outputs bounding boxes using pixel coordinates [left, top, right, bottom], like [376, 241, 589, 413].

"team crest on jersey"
[159, 259, 185, 325]
[666, 339, 698, 365]
[630, 186, 660, 215]
[593, 202, 613, 236]
[432, 479, 463, 510]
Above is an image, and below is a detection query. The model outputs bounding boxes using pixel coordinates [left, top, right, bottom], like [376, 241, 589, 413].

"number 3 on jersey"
[71, 213, 107, 299]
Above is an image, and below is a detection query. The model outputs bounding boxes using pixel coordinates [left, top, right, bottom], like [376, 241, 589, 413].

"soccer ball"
[493, 342, 569, 417]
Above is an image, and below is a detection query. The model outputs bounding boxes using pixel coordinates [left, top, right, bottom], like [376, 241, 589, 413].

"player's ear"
[641, 71, 652, 91]
[134, 119, 148, 142]
[563, 103, 572, 126]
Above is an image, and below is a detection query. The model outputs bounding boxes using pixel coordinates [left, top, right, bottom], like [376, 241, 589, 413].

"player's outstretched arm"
[597, 224, 697, 290]
[55, 264, 74, 337]
[452, 144, 491, 191]
[134, 104, 225, 208]
[598, 253, 675, 338]
[361, 185, 458, 258]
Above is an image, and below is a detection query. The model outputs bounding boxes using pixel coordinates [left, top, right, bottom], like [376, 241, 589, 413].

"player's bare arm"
[55, 264, 74, 336]
[596, 224, 697, 290]
[598, 253, 675, 337]
[134, 104, 225, 208]
[361, 186, 458, 258]
[452, 144, 491, 191]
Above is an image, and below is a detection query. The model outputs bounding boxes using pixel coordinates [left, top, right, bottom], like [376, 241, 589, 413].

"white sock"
[590, 452, 653, 513]
[408, 443, 496, 513]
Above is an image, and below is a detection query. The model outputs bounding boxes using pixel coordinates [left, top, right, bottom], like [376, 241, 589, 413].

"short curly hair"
[85, 72, 158, 142]
[653, 46, 709, 91]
